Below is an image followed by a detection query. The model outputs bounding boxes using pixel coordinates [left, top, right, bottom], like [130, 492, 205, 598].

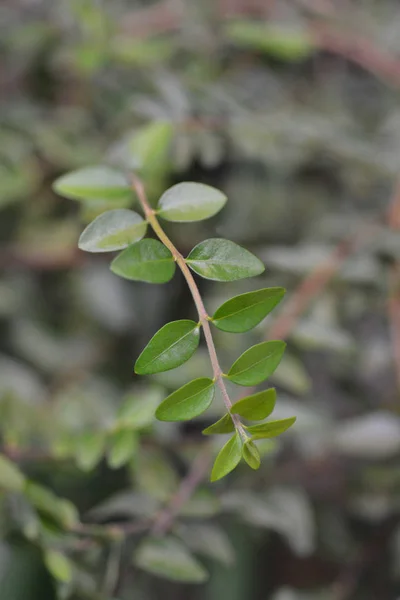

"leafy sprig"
[54, 168, 296, 481]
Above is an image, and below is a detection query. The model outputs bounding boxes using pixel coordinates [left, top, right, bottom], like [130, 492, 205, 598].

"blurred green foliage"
[1, 0, 400, 599]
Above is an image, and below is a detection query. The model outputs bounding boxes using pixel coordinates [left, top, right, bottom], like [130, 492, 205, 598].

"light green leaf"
[135, 320, 200, 375]
[111, 239, 176, 283]
[78, 209, 147, 253]
[186, 239, 264, 281]
[44, 550, 73, 583]
[107, 430, 137, 469]
[134, 536, 208, 583]
[248, 416, 296, 440]
[0, 454, 25, 492]
[75, 431, 106, 471]
[225, 22, 314, 61]
[212, 287, 285, 333]
[116, 388, 162, 429]
[227, 341, 286, 386]
[211, 433, 243, 482]
[242, 440, 261, 470]
[135, 447, 178, 502]
[53, 166, 131, 202]
[202, 413, 235, 435]
[129, 121, 173, 173]
[24, 482, 78, 528]
[155, 378, 214, 422]
[157, 182, 227, 222]
[230, 389, 276, 420]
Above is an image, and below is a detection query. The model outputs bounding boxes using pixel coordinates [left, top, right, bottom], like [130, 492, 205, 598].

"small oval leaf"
[242, 440, 261, 470]
[202, 413, 235, 435]
[227, 341, 286, 386]
[186, 239, 264, 282]
[0, 454, 25, 492]
[111, 239, 176, 283]
[230, 389, 276, 420]
[212, 287, 285, 333]
[134, 536, 208, 583]
[211, 433, 243, 482]
[75, 431, 106, 471]
[44, 550, 73, 583]
[53, 166, 131, 202]
[248, 416, 296, 440]
[156, 378, 215, 421]
[158, 182, 227, 222]
[135, 320, 200, 375]
[78, 209, 147, 253]
[107, 430, 137, 469]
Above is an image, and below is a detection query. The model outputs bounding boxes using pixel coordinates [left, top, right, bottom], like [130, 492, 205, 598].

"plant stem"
[131, 174, 244, 434]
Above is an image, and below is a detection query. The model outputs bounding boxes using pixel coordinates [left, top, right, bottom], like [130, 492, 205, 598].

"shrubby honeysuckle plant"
[54, 168, 296, 481]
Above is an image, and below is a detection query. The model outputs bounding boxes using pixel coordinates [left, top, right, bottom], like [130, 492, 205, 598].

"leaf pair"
[111, 237, 264, 284]
[210, 415, 296, 481]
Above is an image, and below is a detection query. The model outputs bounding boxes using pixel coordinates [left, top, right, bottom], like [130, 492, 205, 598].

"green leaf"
[242, 440, 261, 470]
[107, 430, 137, 469]
[24, 482, 78, 528]
[227, 341, 286, 386]
[225, 22, 314, 61]
[0, 454, 25, 492]
[116, 388, 162, 430]
[211, 287, 285, 333]
[53, 166, 131, 202]
[135, 448, 178, 502]
[111, 239, 176, 283]
[155, 378, 214, 422]
[135, 320, 201, 375]
[129, 121, 173, 173]
[186, 239, 264, 281]
[75, 431, 106, 471]
[134, 536, 208, 583]
[248, 416, 296, 440]
[211, 433, 243, 482]
[78, 209, 147, 253]
[44, 550, 73, 583]
[230, 389, 276, 420]
[157, 182, 227, 222]
[202, 413, 235, 435]
[177, 523, 235, 566]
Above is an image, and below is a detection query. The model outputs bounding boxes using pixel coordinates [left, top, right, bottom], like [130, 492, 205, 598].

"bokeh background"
[1, 1, 400, 599]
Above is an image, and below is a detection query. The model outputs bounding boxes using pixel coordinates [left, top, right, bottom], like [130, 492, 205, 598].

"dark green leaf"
[248, 416, 296, 440]
[202, 413, 235, 435]
[75, 431, 106, 471]
[227, 341, 286, 386]
[111, 239, 175, 283]
[212, 287, 285, 333]
[78, 209, 147, 252]
[134, 536, 208, 583]
[135, 320, 200, 375]
[186, 239, 264, 281]
[156, 378, 214, 421]
[242, 440, 261, 470]
[107, 430, 137, 469]
[230, 389, 276, 420]
[0, 454, 25, 492]
[211, 433, 243, 482]
[157, 182, 227, 222]
[53, 166, 131, 202]
[44, 550, 73, 583]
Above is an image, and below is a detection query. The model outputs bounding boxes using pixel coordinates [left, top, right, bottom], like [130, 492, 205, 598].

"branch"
[131, 174, 244, 435]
